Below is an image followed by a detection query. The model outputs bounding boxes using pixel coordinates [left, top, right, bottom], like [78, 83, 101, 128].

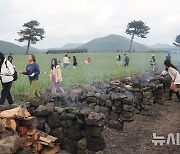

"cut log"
[1, 118, 17, 132]
[38, 131, 58, 142]
[0, 119, 5, 132]
[20, 116, 38, 127]
[32, 142, 43, 153]
[39, 141, 49, 146]
[37, 142, 43, 151]
[33, 132, 40, 141]
[0, 105, 61, 154]
[41, 145, 60, 154]
[17, 126, 28, 135]
[39, 141, 55, 147]
[45, 135, 57, 142]
[0, 106, 30, 119]
[39, 136, 52, 144]
[27, 127, 37, 136]
[21, 136, 34, 148]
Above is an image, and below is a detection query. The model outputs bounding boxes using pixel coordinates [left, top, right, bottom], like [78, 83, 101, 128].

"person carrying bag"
[0, 52, 16, 105]
[161, 60, 180, 102]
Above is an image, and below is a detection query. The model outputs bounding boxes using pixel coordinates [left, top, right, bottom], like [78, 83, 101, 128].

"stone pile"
[0, 106, 60, 154]
[30, 71, 167, 133]
[28, 103, 106, 154]
[0, 71, 168, 154]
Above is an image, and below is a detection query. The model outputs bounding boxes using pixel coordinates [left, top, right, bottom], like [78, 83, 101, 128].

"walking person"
[150, 54, 156, 72]
[0, 52, 15, 105]
[8, 53, 13, 63]
[85, 58, 92, 64]
[116, 55, 121, 66]
[62, 55, 70, 69]
[73, 56, 78, 69]
[161, 60, 180, 102]
[20, 54, 40, 100]
[49, 58, 64, 94]
[124, 54, 130, 67]
[166, 52, 171, 62]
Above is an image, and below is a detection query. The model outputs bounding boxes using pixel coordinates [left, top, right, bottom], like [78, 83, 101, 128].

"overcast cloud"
[0, 0, 180, 48]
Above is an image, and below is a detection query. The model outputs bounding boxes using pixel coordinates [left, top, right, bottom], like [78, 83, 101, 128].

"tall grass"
[9, 52, 180, 94]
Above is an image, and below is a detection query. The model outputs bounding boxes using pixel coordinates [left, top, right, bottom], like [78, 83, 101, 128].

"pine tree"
[126, 20, 150, 52]
[173, 35, 180, 47]
[16, 20, 45, 54]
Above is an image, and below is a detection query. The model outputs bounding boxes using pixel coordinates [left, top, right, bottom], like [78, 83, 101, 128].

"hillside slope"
[78, 34, 150, 52]
[0, 40, 26, 54]
[61, 43, 84, 49]
[150, 43, 174, 49]
[22, 46, 47, 53]
[0, 40, 46, 54]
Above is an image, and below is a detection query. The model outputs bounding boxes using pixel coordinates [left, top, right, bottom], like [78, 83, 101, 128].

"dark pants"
[63, 63, 68, 69]
[0, 81, 14, 105]
[124, 61, 129, 67]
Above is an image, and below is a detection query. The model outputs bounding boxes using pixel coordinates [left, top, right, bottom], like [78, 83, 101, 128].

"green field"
[9, 52, 180, 95]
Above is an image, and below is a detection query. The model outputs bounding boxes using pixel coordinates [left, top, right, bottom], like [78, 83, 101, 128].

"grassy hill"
[78, 34, 150, 52]
[0, 40, 47, 55]
[22, 46, 47, 54]
[61, 43, 84, 49]
[150, 43, 180, 52]
[150, 43, 174, 49]
[0, 40, 26, 54]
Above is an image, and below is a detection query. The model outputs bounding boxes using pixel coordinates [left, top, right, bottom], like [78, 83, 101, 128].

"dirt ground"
[103, 98, 180, 154]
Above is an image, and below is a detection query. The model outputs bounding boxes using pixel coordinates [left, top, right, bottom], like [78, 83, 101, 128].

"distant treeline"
[46, 49, 88, 54]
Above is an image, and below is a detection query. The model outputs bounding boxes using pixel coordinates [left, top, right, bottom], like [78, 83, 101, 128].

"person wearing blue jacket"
[20, 54, 40, 99]
[166, 52, 171, 62]
[124, 54, 130, 67]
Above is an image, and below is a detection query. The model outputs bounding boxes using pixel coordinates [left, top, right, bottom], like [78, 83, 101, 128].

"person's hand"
[30, 73, 35, 77]
[19, 71, 23, 74]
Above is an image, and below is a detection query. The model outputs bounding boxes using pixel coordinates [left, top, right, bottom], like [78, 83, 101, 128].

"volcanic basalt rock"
[0, 71, 167, 154]
[32, 72, 166, 153]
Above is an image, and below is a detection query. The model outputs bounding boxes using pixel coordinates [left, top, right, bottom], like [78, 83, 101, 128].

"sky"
[0, 0, 180, 49]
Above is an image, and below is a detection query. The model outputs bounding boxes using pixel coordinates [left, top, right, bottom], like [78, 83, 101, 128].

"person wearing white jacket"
[0, 52, 14, 105]
[161, 60, 180, 101]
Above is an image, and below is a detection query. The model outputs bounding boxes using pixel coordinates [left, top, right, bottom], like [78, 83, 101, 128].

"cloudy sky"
[0, 0, 180, 48]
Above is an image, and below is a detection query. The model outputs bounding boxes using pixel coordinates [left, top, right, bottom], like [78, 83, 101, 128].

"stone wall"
[28, 104, 106, 154]
[26, 71, 169, 154]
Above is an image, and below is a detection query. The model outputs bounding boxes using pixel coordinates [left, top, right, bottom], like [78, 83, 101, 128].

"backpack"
[5, 60, 18, 81]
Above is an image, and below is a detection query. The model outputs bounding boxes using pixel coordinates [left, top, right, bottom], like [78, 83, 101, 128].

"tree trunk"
[26, 39, 31, 55]
[130, 33, 135, 53]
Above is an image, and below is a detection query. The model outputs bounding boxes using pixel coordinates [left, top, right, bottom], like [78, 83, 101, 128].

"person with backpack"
[0, 52, 15, 105]
[8, 53, 13, 63]
[124, 54, 130, 67]
[20, 54, 40, 100]
[49, 58, 64, 94]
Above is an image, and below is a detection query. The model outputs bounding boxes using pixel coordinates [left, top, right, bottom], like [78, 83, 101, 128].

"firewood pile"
[0, 106, 60, 154]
